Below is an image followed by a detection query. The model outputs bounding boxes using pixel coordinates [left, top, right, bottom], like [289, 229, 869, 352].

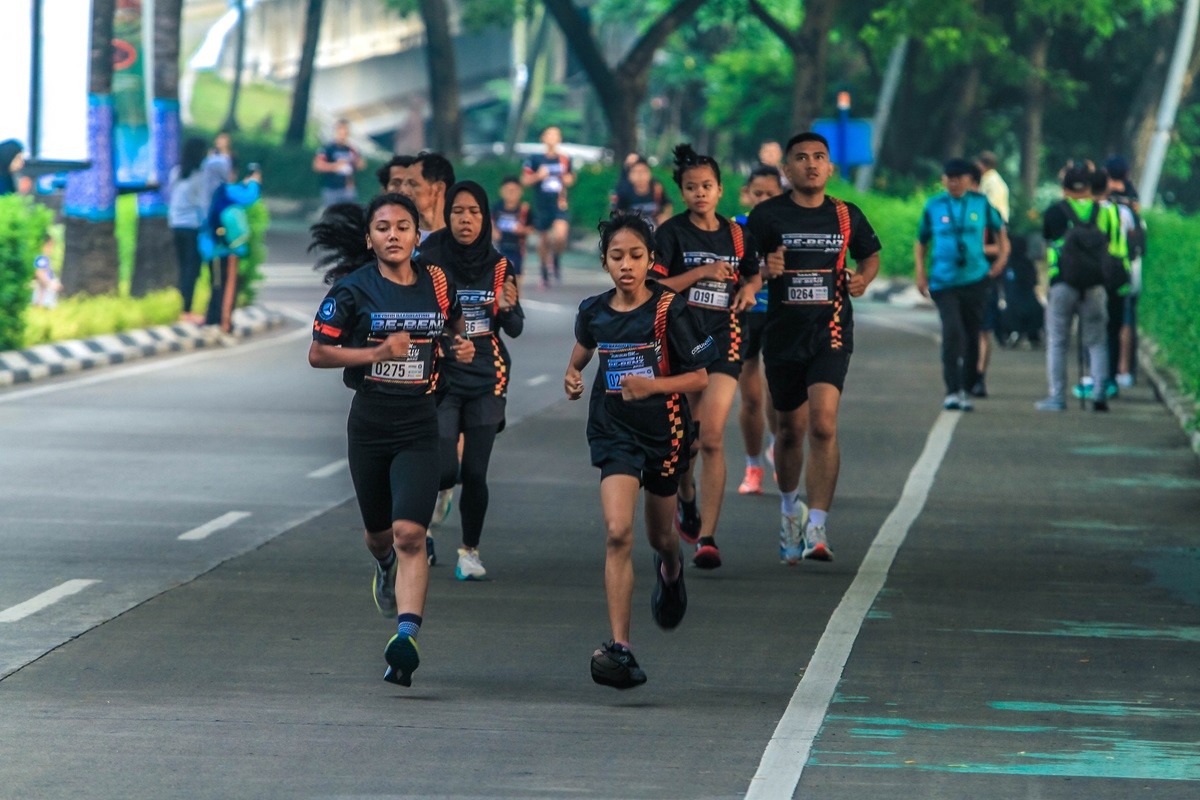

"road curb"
[0, 305, 288, 389]
[1139, 336, 1200, 460]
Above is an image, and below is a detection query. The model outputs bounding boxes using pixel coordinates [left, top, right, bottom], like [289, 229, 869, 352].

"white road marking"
[178, 511, 253, 542]
[520, 298, 572, 314]
[0, 328, 311, 405]
[0, 580, 101, 623]
[307, 459, 348, 479]
[526, 374, 550, 387]
[745, 411, 961, 799]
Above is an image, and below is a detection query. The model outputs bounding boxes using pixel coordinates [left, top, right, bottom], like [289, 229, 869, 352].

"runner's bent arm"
[618, 367, 707, 402]
[847, 253, 880, 298]
[564, 342, 594, 399]
[308, 334, 410, 369]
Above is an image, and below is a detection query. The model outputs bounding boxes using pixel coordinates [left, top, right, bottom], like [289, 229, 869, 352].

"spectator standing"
[31, 235, 61, 308]
[168, 137, 210, 323]
[313, 119, 364, 207]
[1105, 155, 1144, 387]
[0, 140, 25, 195]
[976, 151, 1010, 223]
[200, 161, 261, 333]
[914, 158, 1010, 410]
[199, 132, 234, 208]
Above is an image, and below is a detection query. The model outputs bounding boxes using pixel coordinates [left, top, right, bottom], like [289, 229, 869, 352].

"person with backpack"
[199, 162, 261, 333]
[914, 158, 1010, 411]
[168, 137, 210, 323]
[1105, 156, 1145, 387]
[1036, 163, 1127, 412]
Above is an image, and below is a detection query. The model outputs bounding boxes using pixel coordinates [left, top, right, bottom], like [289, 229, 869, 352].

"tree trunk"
[133, 0, 184, 298]
[1020, 31, 1050, 202]
[418, 0, 462, 157]
[1126, 7, 1200, 183]
[286, 0, 324, 146]
[542, 0, 704, 153]
[749, 0, 840, 132]
[63, 0, 120, 297]
[222, 0, 246, 133]
[942, 64, 980, 159]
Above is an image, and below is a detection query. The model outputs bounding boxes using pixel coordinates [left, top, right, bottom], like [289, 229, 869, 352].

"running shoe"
[1093, 399, 1110, 413]
[674, 496, 702, 544]
[1035, 397, 1066, 411]
[651, 553, 687, 629]
[1072, 381, 1093, 400]
[383, 634, 420, 687]
[425, 533, 437, 566]
[693, 538, 722, 570]
[779, 502, 808, 565]
[590, 640, 647, 689]
[372, 556, 397, 616]
[969, 378, 987, 398]
[1103, 379, 1119, 399]
[943, 393, 961, 411]
[1116, 372, 1134, 388]
[455, 547, 487, 581]
[738, 465, 765, 495]
[430, 489, 454, 527]
[957, 391, 974, 412]
[802, 525, 834, 561]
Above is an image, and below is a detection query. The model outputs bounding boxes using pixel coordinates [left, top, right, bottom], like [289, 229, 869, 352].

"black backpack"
[1057, 201, 1128, 292]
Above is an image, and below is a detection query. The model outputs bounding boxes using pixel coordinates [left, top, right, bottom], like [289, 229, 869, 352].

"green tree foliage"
[0, 196, 54, 351]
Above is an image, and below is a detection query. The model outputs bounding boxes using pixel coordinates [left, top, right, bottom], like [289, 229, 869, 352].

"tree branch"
[620, 0, 707, 79]
[747, 0, 798, 50]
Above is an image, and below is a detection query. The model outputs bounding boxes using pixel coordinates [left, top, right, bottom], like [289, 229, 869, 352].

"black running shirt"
[652, 213, 760, 335]
[442, 257, 524, 398]
[522, 153, 572, 214]
[313, 263, 462, 398]
[575, 283, 716, 475]
[747, 194, 880, 360]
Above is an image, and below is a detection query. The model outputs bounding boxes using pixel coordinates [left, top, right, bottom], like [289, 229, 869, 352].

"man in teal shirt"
[915, 158, 1010, 410]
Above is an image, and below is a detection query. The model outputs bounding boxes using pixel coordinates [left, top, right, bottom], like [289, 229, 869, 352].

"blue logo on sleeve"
[319, 297, 337, 320]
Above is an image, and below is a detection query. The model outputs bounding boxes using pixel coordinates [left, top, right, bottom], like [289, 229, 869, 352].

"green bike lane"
[0, 303, 1195, 798]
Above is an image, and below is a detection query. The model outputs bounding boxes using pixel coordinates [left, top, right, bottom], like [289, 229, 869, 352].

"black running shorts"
[765, 350, 852, 412]
[742, 312, 767, 361]
[599, 460, 680, 498]
[347, 392, 440, 532]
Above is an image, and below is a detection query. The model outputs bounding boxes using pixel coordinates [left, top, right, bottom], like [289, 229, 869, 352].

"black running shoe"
[674, 496, 701, 544]
[383, 634, 420, 687]
[651, 554, 687, 629]
[590, 640, 647, 689]
[969, 379, 987, 398]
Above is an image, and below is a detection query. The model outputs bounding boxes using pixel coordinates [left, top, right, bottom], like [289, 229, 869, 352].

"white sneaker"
[431, 489, 453, 527]
[802, 525, 834, 561]
[943, 393, 961, 411]
[779, 502, 808, 565]
[1116, 373, 1134, 388]
[455, 547, 486, 581]
[957, 390, 974, 412]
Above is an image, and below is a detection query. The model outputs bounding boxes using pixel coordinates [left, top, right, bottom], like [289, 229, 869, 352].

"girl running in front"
[308, 193, 474, 687]
[652, 144, 762, 569]
[418, 181, 524, 581]
[565, 211, 716, 689]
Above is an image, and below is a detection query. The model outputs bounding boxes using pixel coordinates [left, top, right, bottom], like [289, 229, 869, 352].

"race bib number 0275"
[598, 342, 660, 393]
[369, 339, 433, 384]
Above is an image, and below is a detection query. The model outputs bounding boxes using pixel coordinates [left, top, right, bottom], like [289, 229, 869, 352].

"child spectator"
[31, 234, 61, 309]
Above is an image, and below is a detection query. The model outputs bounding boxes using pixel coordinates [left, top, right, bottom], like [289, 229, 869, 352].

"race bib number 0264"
[784, 270, 836, 306]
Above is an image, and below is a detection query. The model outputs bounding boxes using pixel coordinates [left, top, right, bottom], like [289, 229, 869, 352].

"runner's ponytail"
[309, 193, 420, 284]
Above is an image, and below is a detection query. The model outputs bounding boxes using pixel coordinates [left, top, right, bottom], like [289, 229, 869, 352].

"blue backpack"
[199, 185, 251, 260]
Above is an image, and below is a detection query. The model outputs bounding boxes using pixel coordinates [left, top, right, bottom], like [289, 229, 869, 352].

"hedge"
[0, 195, 54, 351]
[1139, 209, 1200, 407]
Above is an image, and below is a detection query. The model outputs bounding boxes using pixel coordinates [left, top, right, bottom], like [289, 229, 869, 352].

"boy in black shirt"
[747, 132, 881, 565]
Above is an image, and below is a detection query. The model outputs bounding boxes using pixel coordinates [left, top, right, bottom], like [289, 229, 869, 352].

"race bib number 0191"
[688, 279, 732, 310]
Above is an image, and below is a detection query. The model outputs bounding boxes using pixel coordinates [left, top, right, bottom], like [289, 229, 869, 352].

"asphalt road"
[1, 234, 1196, 799]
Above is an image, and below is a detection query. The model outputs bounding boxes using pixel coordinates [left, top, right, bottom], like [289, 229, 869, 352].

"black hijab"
[435, 180, 502, 285]
[0, 140, 24, 195]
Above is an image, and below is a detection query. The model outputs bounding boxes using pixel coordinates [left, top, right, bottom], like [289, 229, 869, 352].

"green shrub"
[22, 289, 183, 348]
[1140, 209, 1200, 403]
[238, 199, 270, 306]
[116, 194, 138, 291]
[0, 195, 53, 350]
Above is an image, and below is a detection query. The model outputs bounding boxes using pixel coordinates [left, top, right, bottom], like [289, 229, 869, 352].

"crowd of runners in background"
[302, 124, 1145, 691]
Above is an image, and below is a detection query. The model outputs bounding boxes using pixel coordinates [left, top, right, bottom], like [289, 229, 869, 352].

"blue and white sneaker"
[372, 557, 397, 616]
[779, 502, 808, 565]
[455, 547, 486, 581]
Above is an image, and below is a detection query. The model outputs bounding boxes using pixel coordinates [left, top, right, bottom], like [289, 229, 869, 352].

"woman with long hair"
[308, 193, 474, 687]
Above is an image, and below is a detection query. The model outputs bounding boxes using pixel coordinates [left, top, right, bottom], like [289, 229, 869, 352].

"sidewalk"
[0, 305, 288, 388]
[0, 300, 1195, 798]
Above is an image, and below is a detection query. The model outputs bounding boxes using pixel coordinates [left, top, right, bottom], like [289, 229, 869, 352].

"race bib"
[542, 176, 563, 194]
[688, 279, 733, 310]
[496, 214, 520, 234]
[599, 342, 660, 394]
[783, 270, 837, 306]
[459, 290, 495, 338]
[369, 339, 433, 385]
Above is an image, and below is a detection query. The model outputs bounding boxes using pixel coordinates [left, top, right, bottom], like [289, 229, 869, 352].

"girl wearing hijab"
[419, 181, 524, 581]
[1, 140, 26, 195]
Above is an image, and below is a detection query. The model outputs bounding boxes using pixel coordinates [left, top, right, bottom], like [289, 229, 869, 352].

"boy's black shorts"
[599, 460, 681, 498]
[765, 350, 852, 412]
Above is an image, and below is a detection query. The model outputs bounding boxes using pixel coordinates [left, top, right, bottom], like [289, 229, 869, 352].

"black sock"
[698, 536, 716, 548]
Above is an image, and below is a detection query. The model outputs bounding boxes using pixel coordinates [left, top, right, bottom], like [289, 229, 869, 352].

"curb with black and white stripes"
[0, 305, 288, 388]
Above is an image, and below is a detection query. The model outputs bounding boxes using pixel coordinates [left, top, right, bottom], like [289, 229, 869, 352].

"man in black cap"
[915, 158, 1009, 410]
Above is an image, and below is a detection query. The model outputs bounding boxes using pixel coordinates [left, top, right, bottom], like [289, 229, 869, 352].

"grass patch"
[22, 289, 183, 347]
